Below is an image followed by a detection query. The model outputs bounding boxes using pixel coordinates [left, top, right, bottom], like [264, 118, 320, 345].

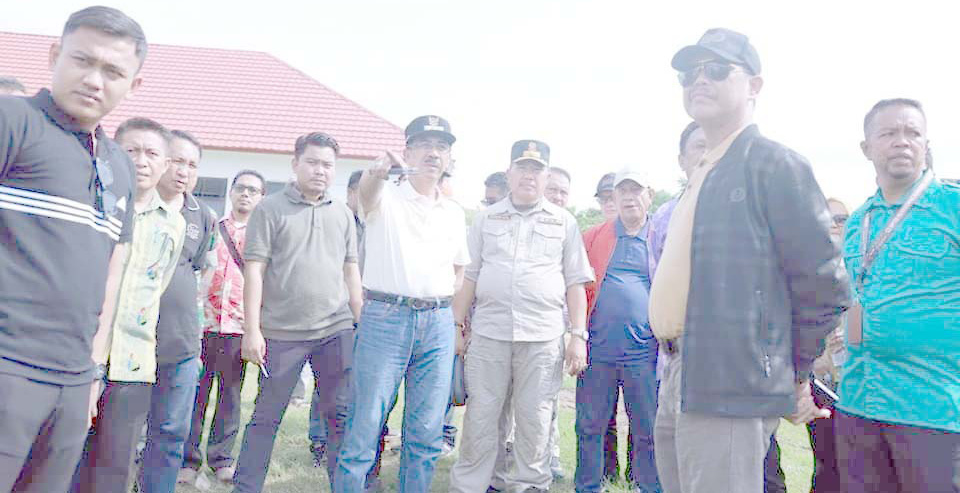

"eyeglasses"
[93, 158, 117, 215]
[232, 184, 263, 196]
[832, 214, 849, 226]
[678, 62, 744, 88]
[409, 141, 452, 153]
[596, 193, 614, 205]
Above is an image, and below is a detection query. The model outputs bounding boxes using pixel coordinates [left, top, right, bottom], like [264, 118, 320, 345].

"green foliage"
[651, 190, 675, 211]
[574, 208, 605, 232]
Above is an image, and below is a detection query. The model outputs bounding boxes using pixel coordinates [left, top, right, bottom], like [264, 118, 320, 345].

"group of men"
[0, 5, 958, 493]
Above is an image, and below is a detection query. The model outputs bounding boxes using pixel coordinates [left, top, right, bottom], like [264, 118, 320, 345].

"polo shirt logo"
[186, 223, 201, 240]
[729, 187, 746, 203]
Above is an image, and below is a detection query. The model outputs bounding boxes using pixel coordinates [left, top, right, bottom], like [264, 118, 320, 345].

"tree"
[651, 189, 675, 212]
[574, 208, 605, 231]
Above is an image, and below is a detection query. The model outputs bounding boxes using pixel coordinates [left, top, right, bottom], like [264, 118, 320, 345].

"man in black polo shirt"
[143, 129, 217, 493]
[0, 6, 144, 492]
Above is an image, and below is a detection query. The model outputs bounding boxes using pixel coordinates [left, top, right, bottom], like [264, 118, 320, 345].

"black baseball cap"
[405, 115, 456, 144]
[594, 172, 615, 197]
[511, 140, 550, 167]
[671, 28, 761, 75]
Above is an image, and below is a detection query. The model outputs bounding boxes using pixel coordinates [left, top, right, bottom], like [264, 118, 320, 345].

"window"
[194, 177, 228, 215]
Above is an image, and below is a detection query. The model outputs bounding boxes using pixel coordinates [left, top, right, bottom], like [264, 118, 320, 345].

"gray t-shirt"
[244, 183, 357, 341]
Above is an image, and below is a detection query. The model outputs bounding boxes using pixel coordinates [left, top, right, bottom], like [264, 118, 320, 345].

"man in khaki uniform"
[450, 140, 594, 493]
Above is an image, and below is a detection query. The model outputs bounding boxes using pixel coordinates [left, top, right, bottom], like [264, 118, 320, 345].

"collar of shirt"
[398, 180, 443, 206]
[499, 196, 552, 217]
[284, 182, 332, 206]
[29, 88, 107, 154]
[866, 170, 939, 212]
[139, 188, 174, 215]
[699, 123, 750, 168]
[220, 213, 248, 230]
[615, 216, 651, 239]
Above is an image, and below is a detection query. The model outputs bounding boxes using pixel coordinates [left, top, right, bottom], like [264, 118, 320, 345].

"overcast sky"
[4, 0, 958, 211]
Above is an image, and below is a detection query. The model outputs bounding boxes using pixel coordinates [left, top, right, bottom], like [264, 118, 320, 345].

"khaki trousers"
[450, 334, 564, 493]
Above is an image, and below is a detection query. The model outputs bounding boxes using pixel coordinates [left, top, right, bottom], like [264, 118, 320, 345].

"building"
[0, 31, 404, 213]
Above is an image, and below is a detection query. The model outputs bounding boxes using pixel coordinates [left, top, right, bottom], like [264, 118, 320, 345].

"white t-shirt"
[361, 180, 470, 298]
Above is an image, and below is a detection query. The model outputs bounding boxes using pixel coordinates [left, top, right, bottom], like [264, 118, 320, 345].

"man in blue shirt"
[839, 98, 960, 493]
[576, 168, 661, 493]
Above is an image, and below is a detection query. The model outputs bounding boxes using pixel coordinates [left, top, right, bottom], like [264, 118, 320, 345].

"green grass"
[177, 368, 813, 492]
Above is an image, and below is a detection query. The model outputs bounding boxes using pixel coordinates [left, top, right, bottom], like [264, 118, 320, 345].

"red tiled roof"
[0, 31, 404, 158]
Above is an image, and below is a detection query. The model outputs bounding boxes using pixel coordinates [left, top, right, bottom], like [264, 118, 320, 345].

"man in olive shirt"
[450, 140, 594, 493]
[236, 132, 361, 492]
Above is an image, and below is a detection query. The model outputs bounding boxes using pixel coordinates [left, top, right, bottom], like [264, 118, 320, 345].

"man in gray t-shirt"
[234, 132, 361, 492]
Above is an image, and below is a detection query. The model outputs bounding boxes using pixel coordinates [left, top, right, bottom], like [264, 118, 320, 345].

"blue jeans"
[142, 356, 200, 493]
[335, 300, 454, 493]
[575, 352, 660, 493]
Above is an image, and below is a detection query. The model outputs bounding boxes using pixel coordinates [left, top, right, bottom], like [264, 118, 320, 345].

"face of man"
[49, 27, 142, 131]
[544, 171, 571, 208]
[597, 190, 617, 221]
[117, 129, 168, 194]
[402, 136, 452, 182]
[230, 174, 264, 215]
[679, 126, 707, 178]
[292, 144, 336, 199]
[507, 160, 548, 204]
[682, 60, 761, 127]
[861, 104, 928, 187]
[483, 185, 507, 207]
[827, 200, 848, 242]
[614, 180, 652, 225]
[159, 137, 200, 197]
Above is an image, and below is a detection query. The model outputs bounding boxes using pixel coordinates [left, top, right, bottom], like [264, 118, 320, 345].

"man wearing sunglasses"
[0, 7, 144, 491]
[650, 28, 848, 493]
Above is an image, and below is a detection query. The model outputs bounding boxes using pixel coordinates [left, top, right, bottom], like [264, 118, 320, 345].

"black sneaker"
[309, 442, 327, 468]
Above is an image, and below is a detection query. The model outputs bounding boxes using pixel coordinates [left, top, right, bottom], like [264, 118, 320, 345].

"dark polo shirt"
[157, 193, 216, 364]
[0, 90, 135, 385]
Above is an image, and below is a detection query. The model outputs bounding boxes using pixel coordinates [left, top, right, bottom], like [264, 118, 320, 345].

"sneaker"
[550, 456, 565, 481]
[176, 468, 198, 485]
[523, 487, 549, 493]
[309, 442, 327, 468]
[215, 465, 236, 484]
[441, 441, 455, 457]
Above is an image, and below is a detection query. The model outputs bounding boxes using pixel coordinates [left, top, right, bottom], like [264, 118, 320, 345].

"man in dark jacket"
[649, 28, 849, 493]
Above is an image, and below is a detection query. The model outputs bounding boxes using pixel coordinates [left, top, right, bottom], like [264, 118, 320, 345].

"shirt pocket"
[531, 222, 563, 260]
[482, 221, 514, 258]
[892, 233, 954, 279]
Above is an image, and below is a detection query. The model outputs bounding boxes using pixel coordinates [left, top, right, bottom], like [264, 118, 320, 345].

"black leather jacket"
[680, 125, 850, 418]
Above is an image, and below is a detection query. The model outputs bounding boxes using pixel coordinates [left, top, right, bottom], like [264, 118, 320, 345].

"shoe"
[550, 456, 565, 481]
[441, 441, 455, 457]
[523, 487, 549, 492]
[290, 397, 308, 407]
[176, 468, 198, 485]
[215, 466, 236, 483]
[486, 487, 502, 493]
[310, 442, 327, 468]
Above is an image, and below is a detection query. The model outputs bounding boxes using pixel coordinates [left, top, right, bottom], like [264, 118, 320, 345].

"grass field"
[176, 366, 813, 492]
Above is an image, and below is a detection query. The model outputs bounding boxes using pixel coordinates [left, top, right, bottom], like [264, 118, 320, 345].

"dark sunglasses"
[93, 158, 117, 215]
[678, 62, 742, 88]
[832, 214, 849, 226]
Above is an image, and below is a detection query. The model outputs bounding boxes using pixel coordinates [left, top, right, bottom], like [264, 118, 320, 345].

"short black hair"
[63, 6, 147, 67]
[679, 121, 701, 154]
[295, 132, 340, 159]
[170, 129, 203, 159]
[484, 171, 507, 189]
[348, 170, 363, 189]
[114, 117, 172, 149]
[548, 166, 571, 182]
[863, 98, 925, 136]
[232, 169, 265, 190]
[0, 76, 26, 94]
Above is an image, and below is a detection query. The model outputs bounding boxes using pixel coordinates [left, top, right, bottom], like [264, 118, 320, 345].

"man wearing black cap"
[335, 116, 470, 492]
[450, 140, 593, 493]
[649, 28, 848, 493]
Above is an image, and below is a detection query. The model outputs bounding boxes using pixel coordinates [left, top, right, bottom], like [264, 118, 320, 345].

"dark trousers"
[185, 333, 246, 471]
[806, 382, 842, 493]
[763, 434, 787, 493]
[0, 373, 90, 493]
[234, 330, 353, 493]
[575, 355, 660, 493]
[71, 382, 152, 493]
[603, 399, 620, 480]
[836, 410, 960, 493]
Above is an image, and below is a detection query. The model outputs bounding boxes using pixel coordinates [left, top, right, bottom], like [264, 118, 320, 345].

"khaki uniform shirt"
[649, 126, 747, 340]
[466, 197, 594, 342]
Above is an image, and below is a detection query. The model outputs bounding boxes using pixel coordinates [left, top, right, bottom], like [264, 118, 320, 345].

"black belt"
[364, 289, 453, 310]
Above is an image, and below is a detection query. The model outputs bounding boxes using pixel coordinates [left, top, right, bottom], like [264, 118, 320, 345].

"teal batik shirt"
[839, 172, 960, 432]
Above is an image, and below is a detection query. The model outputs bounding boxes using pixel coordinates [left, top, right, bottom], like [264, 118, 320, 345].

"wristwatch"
[94, 363, 107, 382]
[569, 329, 588, 342]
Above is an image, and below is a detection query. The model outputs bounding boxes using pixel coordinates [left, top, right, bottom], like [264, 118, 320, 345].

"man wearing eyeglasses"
[147, 130, 218, 493]
[450, 140, 593, 493]
[0, 7, 144, 491]
[594, 173, 618, 222]
[650, 28, 848, 493]
[181, 170, 266, 485]
[336, 116, 470, 493]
